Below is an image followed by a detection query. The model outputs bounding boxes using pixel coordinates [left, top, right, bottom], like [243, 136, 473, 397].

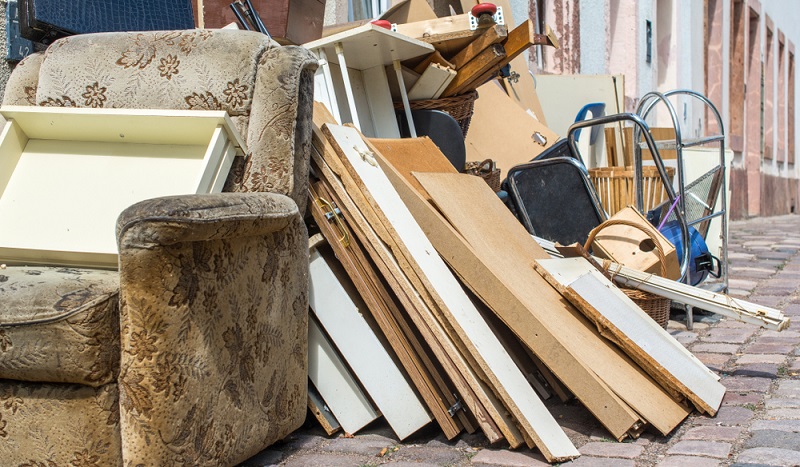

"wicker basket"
[585, 218, 672, 329]
[588, 166, 675, 217]
[464, 159, 502, 192]
[394, 91, 478, 137]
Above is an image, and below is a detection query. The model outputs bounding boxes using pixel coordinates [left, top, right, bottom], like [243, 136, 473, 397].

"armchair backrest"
[3, 30, 318, 212]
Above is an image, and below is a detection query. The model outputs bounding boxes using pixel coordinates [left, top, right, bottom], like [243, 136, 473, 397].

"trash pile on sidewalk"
[296, 0, 791, 463]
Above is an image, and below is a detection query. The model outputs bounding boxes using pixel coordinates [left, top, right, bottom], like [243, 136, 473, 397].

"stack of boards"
[303, 102, 787, 462]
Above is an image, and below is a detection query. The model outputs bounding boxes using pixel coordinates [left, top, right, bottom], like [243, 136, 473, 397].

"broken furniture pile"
[298, 3, 790, 464]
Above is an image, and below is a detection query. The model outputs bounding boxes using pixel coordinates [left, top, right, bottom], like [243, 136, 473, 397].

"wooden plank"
[333, 127, 579, 461]
[459, 20, 538, 96]
[308, 381, 341, 436]
[370, 137, 557, 403]
[310, 182, 465, 439]
[441, 44, 506, 97]
[608, 263, 790, 331]
[414, 173, 692, 436]
[465, 81, 559, 175]
[309, 244, 433, 439]
[449, 24, 508, 70]
[378, 157, 642, 441]
[311, 104, 503, 443]
[393, 13, 486, 46]
[535, 257, 726, 415]
[308, 317, 379, 435]
[408, 63, 457, 101]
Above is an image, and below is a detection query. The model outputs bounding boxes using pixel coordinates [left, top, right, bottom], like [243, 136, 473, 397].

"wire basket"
[464, 159, 501, 192]
[394, 91, 478, 137]
[586, 218, 672, 329]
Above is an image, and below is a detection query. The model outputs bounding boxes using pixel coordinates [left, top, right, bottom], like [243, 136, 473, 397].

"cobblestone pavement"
[244, 214, 800, 467]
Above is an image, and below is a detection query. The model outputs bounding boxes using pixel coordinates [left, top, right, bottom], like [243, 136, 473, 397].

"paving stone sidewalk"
[245, 214, 800, 467]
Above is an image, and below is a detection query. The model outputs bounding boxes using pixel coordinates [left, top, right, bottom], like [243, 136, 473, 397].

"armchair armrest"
[116, 192, 299, 248]
[116, 192, 309, 466]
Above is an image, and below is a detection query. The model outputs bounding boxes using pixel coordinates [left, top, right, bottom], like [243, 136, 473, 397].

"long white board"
[536, 258, 725, 415]
[309, 245, 432, 440]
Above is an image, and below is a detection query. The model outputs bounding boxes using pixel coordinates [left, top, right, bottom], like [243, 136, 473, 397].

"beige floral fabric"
[0, 267, 120, 386]
[116, 193, 309, 466]
[0, 29, 314, 466]
[0, 382, 121, 466]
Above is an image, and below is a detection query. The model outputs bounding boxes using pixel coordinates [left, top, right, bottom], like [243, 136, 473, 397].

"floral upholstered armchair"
[0, 30, 317, 466]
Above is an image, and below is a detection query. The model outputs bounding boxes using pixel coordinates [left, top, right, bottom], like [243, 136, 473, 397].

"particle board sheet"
[366, 137, 458, 200]
[309, 182, 465, 439]
[415, 173, 692, 436]
[310, 106, 504, 444]
[308, 317, 379, 435]
[309, 244, 433, 439]
[376, 152, 641, 441]
[535, 257, 725, 415]
[325, 124, 578, 462]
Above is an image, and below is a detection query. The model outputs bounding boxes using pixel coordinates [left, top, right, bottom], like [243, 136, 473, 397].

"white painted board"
[537, 257, 725, 415]
[324, 124, 579, 461]
[308, 317, 380, 435]
[309, 246, 432, 440]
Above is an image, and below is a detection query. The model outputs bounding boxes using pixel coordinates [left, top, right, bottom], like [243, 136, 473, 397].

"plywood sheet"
[415, 172, 691, 435]
[465, 81, 558, 174]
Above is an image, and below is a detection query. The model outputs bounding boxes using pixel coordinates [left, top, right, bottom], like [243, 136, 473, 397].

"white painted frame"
[0, 107, 245, 269]
[304, 24, 433, 137]
[309, 245, 432, 440]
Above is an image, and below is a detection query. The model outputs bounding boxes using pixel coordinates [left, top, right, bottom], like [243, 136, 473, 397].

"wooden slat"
[415, 173, 692, 436]
[441, 44, 506, 97]
[449, 24, 508, 70]
[309, 182, 465, 439]
[461, 20, 537, 95]
[309, 244, 433, 439]
[536, 257, 726, 415]
[608, 263, 790, 331]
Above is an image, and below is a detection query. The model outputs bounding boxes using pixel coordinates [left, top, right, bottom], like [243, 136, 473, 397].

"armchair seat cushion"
[0, 267, 120, 386]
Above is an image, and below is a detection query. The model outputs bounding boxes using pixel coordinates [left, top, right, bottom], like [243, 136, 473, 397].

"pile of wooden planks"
[300, 102, 769, 462]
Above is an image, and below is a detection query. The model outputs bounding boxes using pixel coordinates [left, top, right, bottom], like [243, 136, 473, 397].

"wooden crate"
[589, 165, 675, 217]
